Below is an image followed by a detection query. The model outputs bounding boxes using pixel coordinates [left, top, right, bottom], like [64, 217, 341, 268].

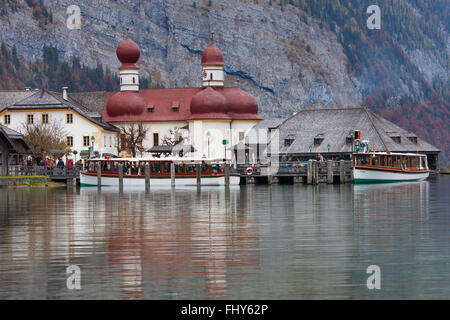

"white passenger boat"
[352, 152, 429, 184]
[350, 130, 429, 184]
[80, 158, 240, 187]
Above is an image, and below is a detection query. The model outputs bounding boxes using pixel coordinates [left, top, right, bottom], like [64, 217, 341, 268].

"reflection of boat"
[353, 180, 429, 192]
[353, 152, 429, 184]
[80, 158, 240, 187]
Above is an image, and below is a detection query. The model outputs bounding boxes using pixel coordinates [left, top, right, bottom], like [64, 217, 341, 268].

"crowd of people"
[22, 156, 86, 174]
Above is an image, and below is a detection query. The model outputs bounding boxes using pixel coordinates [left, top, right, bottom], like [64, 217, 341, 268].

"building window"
[172, 107, 179, 112]
[4, 115, 10, 125]
[83, 136, 90, 147]
[67, 136, 73, 147]
[210, 73, 213, 80]
[66, 114, 73, 124]
[27, 114, 34, 124]
[132, 77, 136, 84]
[239, 131, 245, 142]
[153, 132, 159, 146]
[120, 134, 127, 149]
[147, 108, 153, 113]
[284, 139, 294, 147]
[391, 136, 401, 144]
[42, 114, 49, 124]
[314, 134, 324, 146]
[109, 136, 112, 147]
[408, 136, 418, 144]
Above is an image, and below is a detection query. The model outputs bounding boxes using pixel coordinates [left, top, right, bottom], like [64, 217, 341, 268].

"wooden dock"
[238, 160, 353, 184]
[4, 160, 353, 187]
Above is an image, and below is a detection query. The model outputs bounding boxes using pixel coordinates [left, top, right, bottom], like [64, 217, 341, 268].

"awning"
[146, 145, 196, 153]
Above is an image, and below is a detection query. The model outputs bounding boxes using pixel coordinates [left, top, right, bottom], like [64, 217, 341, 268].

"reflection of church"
[103, 37, 261, 158]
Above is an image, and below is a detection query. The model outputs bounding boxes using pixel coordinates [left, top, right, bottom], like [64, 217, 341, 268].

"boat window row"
[88, 161, 225, 175]
[353, 154, 427, 170]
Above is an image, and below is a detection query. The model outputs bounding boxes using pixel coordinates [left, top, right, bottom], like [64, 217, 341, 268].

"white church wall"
[189, 120, 231, 159]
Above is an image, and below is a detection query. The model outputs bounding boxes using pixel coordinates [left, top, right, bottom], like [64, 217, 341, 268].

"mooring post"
[170, 162, 176, 188]
[196, 163, 201, 187]
[315, 161, 320, 184]
[327, 160, 333, 184]
[118, 163, 124, 189]
[307, 160, 313, 185]
[145, 163, 150, 191]
[224, 162, 230, 187]
[96, 162, 101, 188]
[339, 160, 345, 184]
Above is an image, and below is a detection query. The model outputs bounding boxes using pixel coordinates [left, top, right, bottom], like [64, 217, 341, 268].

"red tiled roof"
[103, 87, 261, 122]
[201, 42, 224, 66]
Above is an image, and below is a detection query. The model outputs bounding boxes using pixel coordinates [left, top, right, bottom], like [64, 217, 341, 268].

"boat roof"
[86, 157, 232, 162]
[353, 152, 427, 157]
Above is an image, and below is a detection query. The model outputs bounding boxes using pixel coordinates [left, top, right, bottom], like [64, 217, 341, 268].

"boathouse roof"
[265, 107, 439, 155]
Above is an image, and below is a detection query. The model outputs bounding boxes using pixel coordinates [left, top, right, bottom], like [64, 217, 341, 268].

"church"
[0, 37, 262, 161]
[103, 37, 261, 159]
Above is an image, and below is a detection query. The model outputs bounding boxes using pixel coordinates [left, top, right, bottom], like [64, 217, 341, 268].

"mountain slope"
[0, 0, 448, 162]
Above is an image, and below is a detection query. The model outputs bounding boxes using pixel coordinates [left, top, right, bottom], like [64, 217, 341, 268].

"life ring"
[246, 167, 253, 175]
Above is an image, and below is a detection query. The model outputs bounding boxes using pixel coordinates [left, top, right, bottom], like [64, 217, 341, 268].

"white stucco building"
[0, 89, 119, 160]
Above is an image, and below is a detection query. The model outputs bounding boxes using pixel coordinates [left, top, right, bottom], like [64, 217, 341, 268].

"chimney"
[62, 87, 68, 100]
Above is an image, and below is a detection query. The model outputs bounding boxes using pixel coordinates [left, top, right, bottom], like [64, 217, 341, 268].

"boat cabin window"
[355, 155, 370, 165]
[162, 162, 171, 173]
[175, 164, 184, 173]
[151, 162, 160, 173]
[371, 155, 378, 166]
[185, 164, 195, 173]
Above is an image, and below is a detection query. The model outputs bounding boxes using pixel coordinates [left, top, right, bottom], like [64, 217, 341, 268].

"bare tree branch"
[119, 123, 149, 157]
[21, 121, 69, 160]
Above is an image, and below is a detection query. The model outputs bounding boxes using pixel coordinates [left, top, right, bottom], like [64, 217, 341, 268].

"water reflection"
[0, 177, 449, 299]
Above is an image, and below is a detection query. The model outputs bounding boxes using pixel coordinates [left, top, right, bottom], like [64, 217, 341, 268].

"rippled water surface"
[0, 176, 449, 299]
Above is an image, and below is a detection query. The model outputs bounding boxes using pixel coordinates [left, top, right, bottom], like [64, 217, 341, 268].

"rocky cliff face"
[0, 0, 362, 117]
[0, 0, 448, 161]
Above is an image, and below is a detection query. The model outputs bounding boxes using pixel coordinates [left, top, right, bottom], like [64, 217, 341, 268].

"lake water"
[0, 176, 449, 299]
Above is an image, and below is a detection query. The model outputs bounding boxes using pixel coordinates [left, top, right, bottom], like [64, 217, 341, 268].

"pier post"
[313, 161, 318, 185]
[196, 163, 201, 187]
[327, 160, 333, 184]
[96, 162, 101, 188]
[145, 163, 150, 191]
[118, 163, 124, 190]
[170, 162, 175, 188]
[307, 160, 313, 185]
[339, 160, 345, 184]
[224, 162, 230, 187]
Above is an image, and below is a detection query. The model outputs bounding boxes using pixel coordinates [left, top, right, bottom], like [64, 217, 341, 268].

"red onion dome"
[189, 87, 230, 119]
[116, 37, 140, 64]
[201, 42, 224, 66]
[106, 91, 145, 117]
[221, 87, 258, 117]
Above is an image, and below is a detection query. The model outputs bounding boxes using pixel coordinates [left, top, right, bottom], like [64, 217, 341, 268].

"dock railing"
[7, 165, 81, 179]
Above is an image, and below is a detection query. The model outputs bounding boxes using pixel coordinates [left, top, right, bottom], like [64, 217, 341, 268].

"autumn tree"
[119, 123, 149, 157]
[21, 121, 69, 161]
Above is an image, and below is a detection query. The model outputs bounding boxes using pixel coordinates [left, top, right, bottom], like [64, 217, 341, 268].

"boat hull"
[353, 168, 429, 184]
[80, 172, 240, 187]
